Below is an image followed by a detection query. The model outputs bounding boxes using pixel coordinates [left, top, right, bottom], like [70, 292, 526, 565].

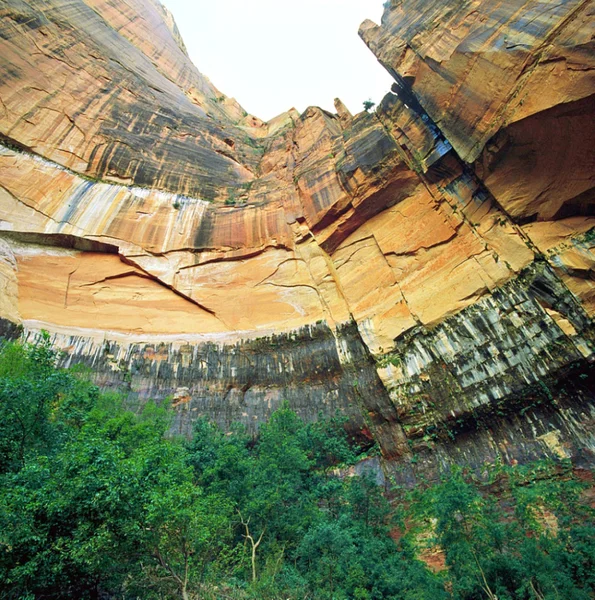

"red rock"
[0, 0, 593, 467]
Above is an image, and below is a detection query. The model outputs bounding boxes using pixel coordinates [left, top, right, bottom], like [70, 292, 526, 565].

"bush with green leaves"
[403, 462, 595, 600]
[363, 99, 376, 112]
[0, 335, 593, 599]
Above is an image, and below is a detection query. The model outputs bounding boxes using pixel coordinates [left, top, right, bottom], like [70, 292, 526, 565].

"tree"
[238, 511, 265, 583]
[363, 99, 376, 112]
[0, 333, 67, 472]
[11, 336, 593, 599]
[298, 519, 356, 599]
[140, 478, 233, 599]
[405, 463, 595, 600]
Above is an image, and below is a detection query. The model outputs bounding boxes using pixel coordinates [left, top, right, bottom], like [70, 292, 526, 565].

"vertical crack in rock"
[64, 265, 79, 308]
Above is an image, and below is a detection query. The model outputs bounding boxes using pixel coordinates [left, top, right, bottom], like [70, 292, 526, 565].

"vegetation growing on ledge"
[363, 100, 376, 112]
[400, 460, 595, 600]
[0, 336, 594, 599]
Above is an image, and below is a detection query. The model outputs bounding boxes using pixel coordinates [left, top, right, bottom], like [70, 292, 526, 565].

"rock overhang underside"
[0, 0, 594, 479]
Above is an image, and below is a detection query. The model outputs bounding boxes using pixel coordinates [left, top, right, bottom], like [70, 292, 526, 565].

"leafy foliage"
[0, 336, 593, 599]
[404, 463, 595, 600]
[363, 99, 376, 112]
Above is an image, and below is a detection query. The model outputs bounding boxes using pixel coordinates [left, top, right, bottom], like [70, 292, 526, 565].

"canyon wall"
[0, 0, 593, 479]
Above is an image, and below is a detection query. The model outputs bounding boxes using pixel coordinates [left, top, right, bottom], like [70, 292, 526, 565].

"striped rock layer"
[0, 0, 594, 478]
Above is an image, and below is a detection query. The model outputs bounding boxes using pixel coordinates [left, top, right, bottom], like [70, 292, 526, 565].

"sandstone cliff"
[0, 0, 593, 479]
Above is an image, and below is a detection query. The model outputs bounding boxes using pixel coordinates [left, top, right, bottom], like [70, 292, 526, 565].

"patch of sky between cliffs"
[162, 0, 394, 121]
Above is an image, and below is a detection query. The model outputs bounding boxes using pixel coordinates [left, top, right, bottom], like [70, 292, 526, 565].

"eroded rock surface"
[1, 0, 593, 476]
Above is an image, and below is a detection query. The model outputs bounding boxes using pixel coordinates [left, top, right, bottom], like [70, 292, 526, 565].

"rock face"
[0, 0, 594, 477]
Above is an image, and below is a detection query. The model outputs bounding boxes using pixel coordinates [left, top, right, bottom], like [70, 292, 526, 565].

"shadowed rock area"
[0, 0, 594, 477]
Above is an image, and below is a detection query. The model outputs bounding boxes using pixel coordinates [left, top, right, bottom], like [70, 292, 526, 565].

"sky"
[162, 0, 394, 122]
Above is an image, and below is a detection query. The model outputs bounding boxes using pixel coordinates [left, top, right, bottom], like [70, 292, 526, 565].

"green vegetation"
[0, 335, 594, 599]
[224, 187, 241, 206]
[403, 462, 595, 600]
[377, 353, 402, 369]
[363, 100, 376, 112]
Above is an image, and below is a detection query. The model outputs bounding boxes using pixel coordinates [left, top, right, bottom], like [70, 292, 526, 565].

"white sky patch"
[162, 0, 394, 121]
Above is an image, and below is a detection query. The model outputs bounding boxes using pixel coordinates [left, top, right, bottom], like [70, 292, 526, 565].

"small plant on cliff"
[363, 99, 376, 112]
[224, 187, 238, 206]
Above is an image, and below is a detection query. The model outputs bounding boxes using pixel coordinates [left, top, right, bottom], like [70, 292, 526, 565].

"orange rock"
[0, 0, 593, 461]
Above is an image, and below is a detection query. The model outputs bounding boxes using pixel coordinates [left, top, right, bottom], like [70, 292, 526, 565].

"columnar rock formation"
[1, 0, 593, 479]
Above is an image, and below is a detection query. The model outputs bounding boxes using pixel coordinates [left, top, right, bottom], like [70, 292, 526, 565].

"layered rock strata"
[1, 0, 594, 476]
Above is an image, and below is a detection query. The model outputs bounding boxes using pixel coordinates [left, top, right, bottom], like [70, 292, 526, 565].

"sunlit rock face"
[0, 0, 593, 476]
